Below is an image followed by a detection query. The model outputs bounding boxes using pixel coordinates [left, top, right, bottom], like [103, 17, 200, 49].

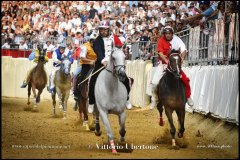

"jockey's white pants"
[49, 66, 60, 89]
[151, 63, 167, 106]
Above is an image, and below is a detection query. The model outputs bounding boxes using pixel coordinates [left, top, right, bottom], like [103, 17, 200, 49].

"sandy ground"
[2, 97, 239, 159]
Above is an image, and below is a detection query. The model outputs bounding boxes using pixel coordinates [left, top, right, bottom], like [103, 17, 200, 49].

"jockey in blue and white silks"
[48, 43, 74, 93]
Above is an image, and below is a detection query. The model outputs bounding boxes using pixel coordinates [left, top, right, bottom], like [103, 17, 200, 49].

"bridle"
[166, 53, 181, 77]
[106, 42, 126, 77]
[60, 57, 71, 75]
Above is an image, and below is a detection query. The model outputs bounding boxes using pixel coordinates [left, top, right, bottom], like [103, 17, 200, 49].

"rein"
[166, 53, 181, 75]
[78, 66, 105, 86]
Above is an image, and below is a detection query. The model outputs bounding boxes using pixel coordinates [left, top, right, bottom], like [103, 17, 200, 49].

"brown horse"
[75, 64, 95, 131]
[27, 44, 47, 111]
[157, 50, 186, 149]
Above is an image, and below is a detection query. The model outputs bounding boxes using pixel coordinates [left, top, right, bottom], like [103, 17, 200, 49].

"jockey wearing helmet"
[48, 42, 74, 94]
[20, 44, 49, 88]
[72, 32, 98, 110]
[150, 26, 194, 109]
[88, 20, 133, 113]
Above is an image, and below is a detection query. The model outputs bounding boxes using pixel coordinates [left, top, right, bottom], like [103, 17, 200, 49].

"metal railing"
[176, 13, 239, 66]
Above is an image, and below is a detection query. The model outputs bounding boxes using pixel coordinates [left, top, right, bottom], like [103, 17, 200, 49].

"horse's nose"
[64, 68, 70, 75]
[118, 70, 126, 82]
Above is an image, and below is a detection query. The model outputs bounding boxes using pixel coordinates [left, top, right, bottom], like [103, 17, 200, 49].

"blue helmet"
[198, 1, 210, 6]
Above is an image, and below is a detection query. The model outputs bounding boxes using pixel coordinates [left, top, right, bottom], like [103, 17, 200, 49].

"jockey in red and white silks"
[150, 26, 194, 110]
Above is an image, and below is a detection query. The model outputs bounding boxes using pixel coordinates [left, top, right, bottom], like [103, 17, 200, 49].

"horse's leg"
[78, 98, 83, 122]
[98, 109, 117, 154]
[62, 92, 67, 119]
[94, 104, 102, 136]
[56, 88, 63, 109]
[82, 97, 89, 131]
[36, 89, 43, 103]
[165, 107, 176, 147]
[157, 100, 164, 126]
[118, 111, 126, 142]
[27, 83, 31, 105]
[52, 91, 56, 116]
[176, 109, 185, 138]
[32, 85, 37, 110]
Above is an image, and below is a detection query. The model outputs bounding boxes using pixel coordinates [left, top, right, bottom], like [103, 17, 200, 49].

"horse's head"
[109, 47, 126, 82]
[60, 56, 72, 75]
[167, 49, 182, 78]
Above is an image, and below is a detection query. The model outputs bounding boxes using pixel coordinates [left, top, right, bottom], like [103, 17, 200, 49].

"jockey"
[150, 26, 194, 109]
[88, 20, 133, 113]
[48, 43, 74, 94]
[20, 44, 49, 88]
[72, 32, 98, 110]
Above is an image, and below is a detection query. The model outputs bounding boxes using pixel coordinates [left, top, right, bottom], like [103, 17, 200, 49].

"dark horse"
[27, 44, 47, 111]
[157, 49, 187, 148]
[75, 64, 95, 131]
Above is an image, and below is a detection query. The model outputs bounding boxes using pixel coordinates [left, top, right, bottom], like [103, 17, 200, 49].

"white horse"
[52, 56, 72, 119]
[94, 47, 128, 154]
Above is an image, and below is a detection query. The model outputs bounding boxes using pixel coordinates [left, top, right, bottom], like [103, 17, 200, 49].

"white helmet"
[99, 20, 110, 28]
[90, 32, 98, 40]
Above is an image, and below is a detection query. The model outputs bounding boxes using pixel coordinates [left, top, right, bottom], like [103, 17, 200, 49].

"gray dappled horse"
[157, 49, 187, 149]
[52, 56, 72, 119]
[94, 47, 128, 154]
[27, 43, 47, 111]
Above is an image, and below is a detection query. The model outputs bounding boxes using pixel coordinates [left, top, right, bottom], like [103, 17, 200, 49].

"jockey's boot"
[126, 101, 132, 109]
[20, 81, 28, 88]
[72, 76, 79, 101]
[187, 97, 194, 107]
[88, 104, 94, 113]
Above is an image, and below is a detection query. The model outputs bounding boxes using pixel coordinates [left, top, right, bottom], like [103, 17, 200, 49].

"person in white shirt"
[43, 41, 55, 52]
[19, 40, 28, 50]
[71, 13, 82, 27]
[2, 38, 11, 49]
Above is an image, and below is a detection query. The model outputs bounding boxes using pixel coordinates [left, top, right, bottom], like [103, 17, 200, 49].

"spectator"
[44, 41, 55, 52]
[89, 4, 98, 19]
[19, 40, 28, 49]
[1, 38, 11, 49]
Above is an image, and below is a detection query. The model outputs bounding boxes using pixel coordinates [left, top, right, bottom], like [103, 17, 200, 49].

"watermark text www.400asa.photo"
[12, 144, 71, 149]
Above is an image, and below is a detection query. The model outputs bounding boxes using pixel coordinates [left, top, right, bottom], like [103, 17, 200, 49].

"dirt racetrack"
[2, 97, 239, 159]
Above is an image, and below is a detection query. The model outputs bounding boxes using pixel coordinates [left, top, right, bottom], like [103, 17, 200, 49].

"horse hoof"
[95, 130, 102, 136]
[178, 132, 183, 138]
[112, 149, 118, 154]
[27, 102, 30, 105]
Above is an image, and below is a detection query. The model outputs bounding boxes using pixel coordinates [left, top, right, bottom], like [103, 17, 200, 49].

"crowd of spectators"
[1, 1, 239, 60]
